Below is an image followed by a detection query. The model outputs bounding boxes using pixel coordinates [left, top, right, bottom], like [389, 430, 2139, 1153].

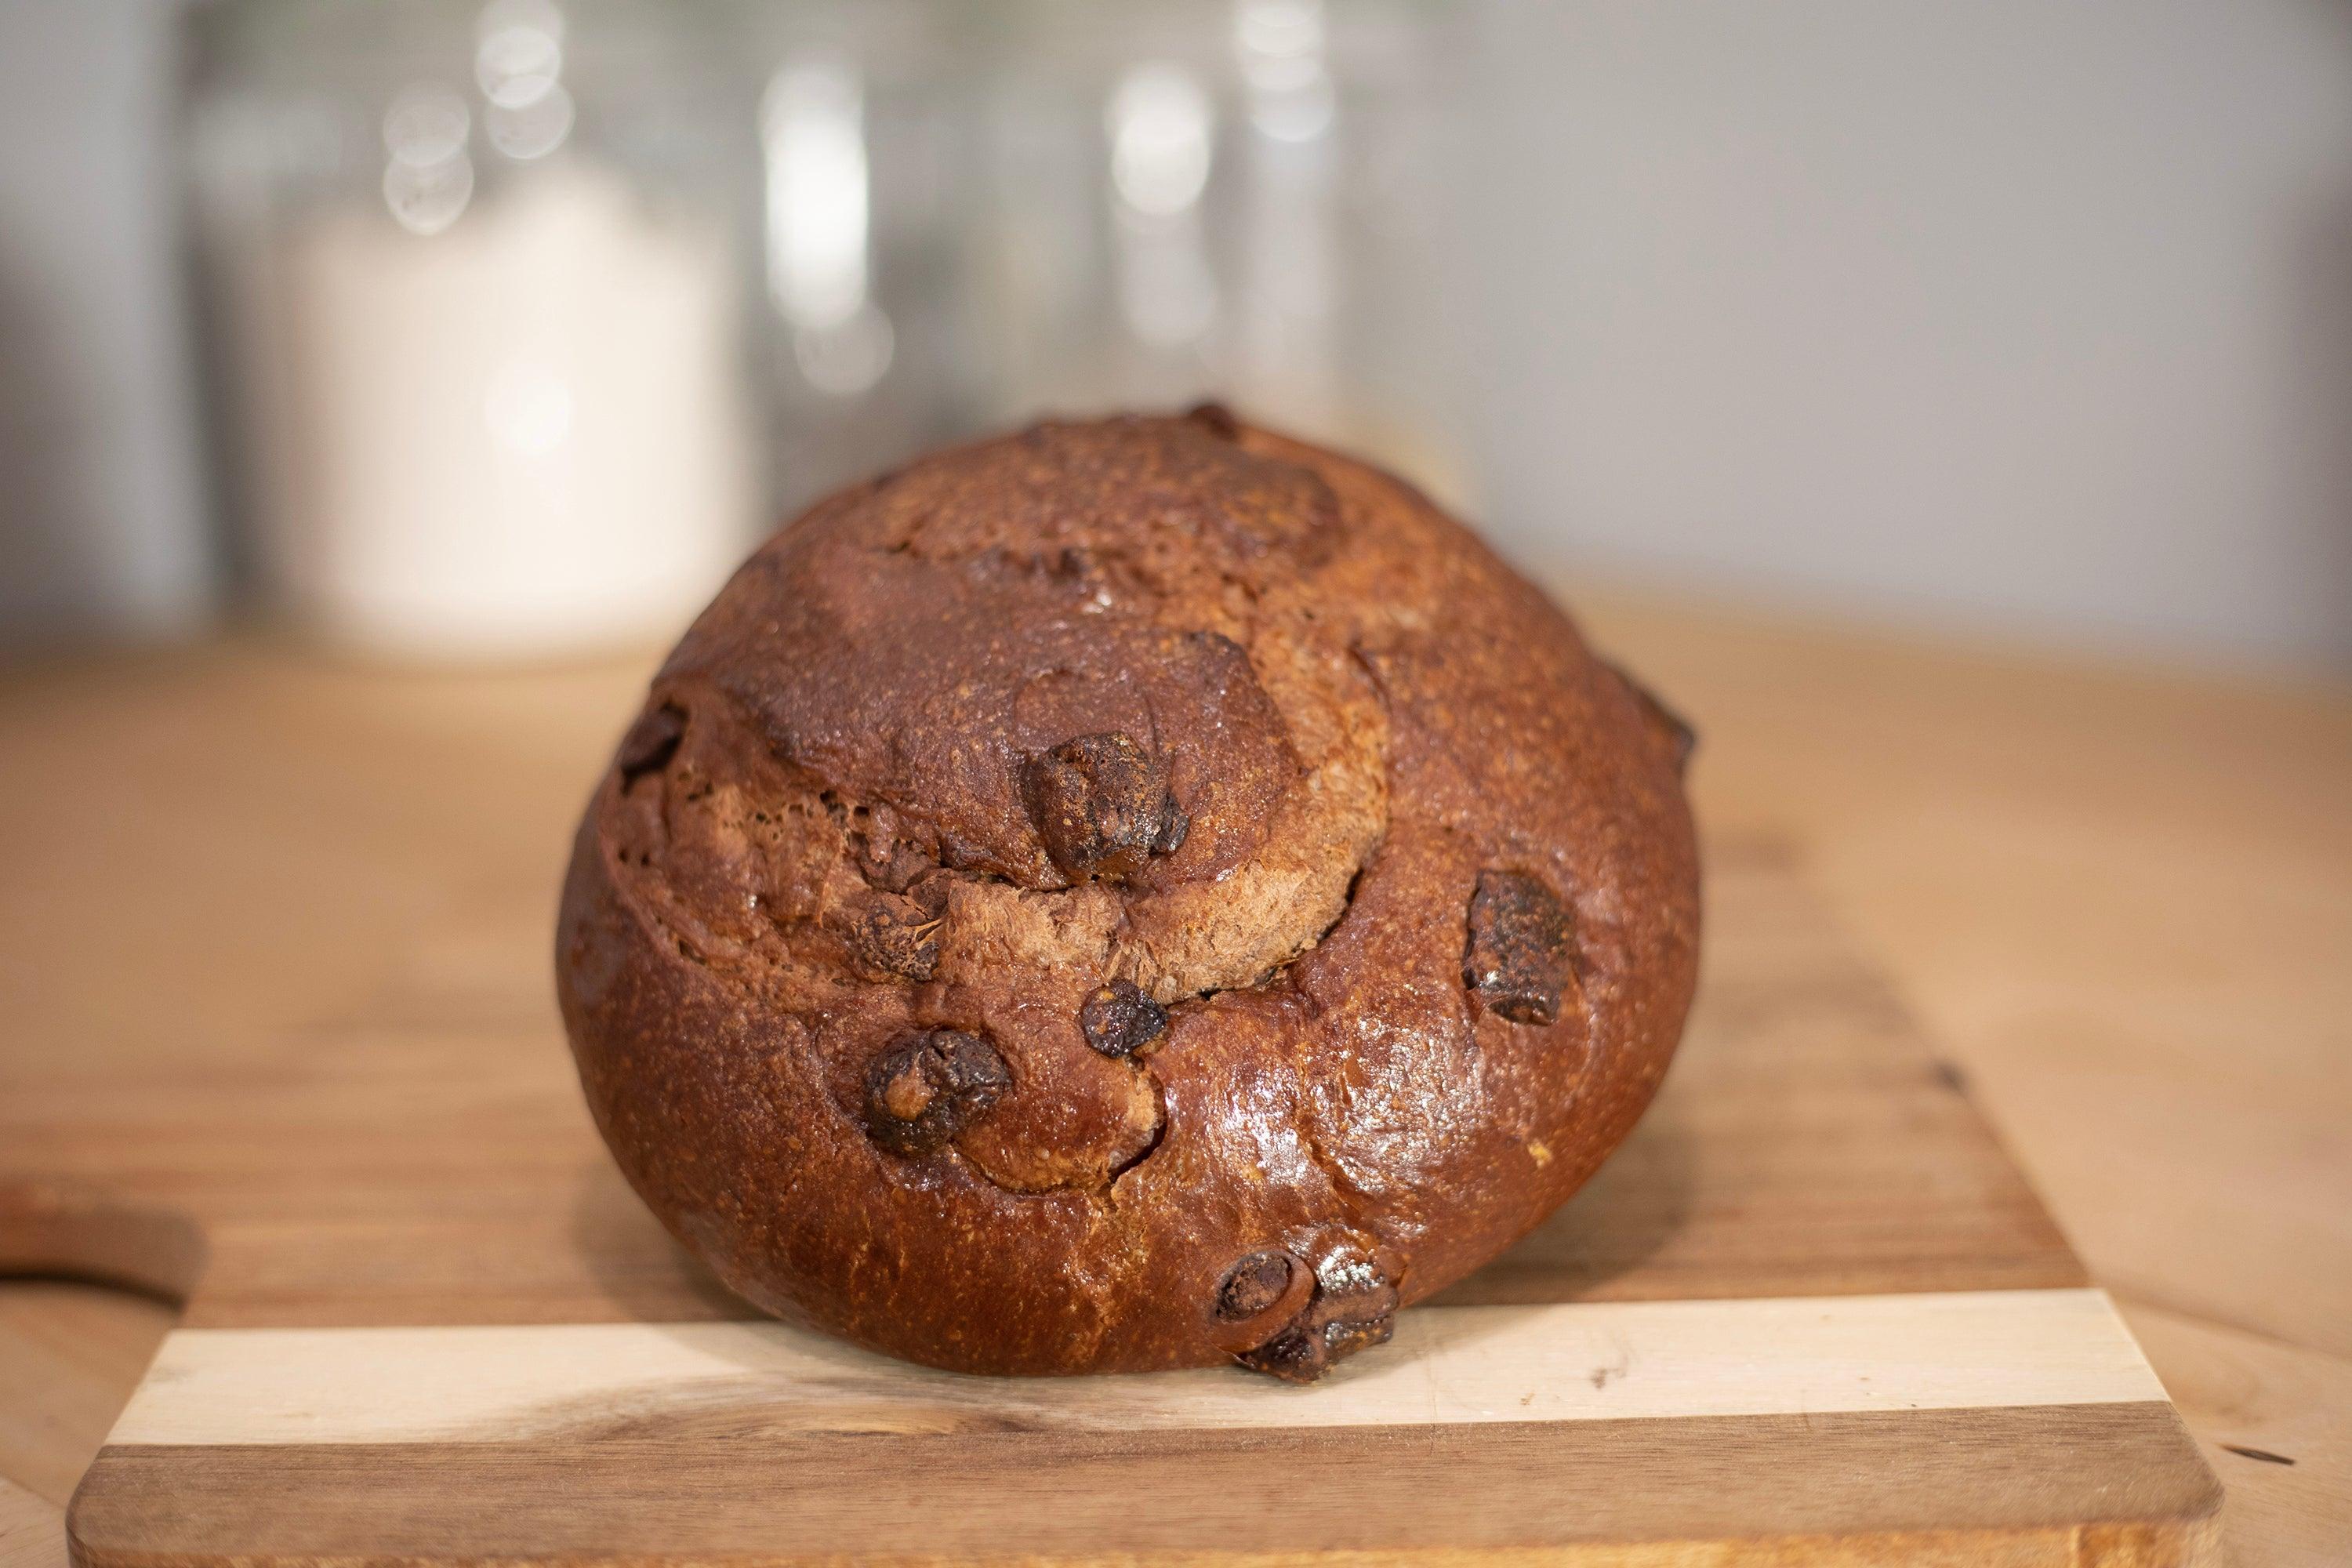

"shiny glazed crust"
[556, 411, 1700, 1378]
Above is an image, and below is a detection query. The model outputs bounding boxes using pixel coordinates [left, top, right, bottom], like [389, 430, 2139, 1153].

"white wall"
[2, 2, 2347, 673]
[1464, 0, 2352, 673]
[0, 0, 210, 644]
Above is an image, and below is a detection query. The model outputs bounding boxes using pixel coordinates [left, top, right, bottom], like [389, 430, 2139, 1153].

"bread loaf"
[557, 410, 1699, 1379]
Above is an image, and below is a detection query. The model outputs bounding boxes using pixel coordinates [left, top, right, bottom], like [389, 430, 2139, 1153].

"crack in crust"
[596, 531, 1395, 1203]
[599, 680, 1377, 1203]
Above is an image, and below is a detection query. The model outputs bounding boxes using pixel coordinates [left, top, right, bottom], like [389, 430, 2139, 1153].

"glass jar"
[186, 0, 1472, 657]
[184, 0, 764, 656]
[731, 0, 1472, 513]
[727, 0, 971, 511]
[948, 0, 1472, 506]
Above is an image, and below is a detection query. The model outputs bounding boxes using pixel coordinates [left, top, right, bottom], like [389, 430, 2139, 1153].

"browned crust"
[555, 412, 1700, 1376]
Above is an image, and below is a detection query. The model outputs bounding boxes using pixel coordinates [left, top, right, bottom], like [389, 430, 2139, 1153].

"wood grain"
[0, 1283, 174, 1512]
[107, 1290, 2165, 1446]
[71, 1406, 2216, 1567]
[2121, 1303, 2352, 1568]
[45, 837, 2204, 1566]
[0, 633, 2261, 1565]
[1575, 592, 2352, 1363]
[0, 1480, 64, 1568]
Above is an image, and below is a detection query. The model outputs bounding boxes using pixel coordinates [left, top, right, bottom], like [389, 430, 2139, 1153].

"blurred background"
[1, 0, 2348, 670]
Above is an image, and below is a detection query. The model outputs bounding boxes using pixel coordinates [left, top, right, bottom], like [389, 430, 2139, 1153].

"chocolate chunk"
[1215, 1250, 1297, 1321]
[1079, 978, 1167, 1058]
[1464, 869, 1575, 1026]
[848, 897, 941, 982]
[1021, 732, 1183, 882]
[862, 1030, 1010, 1157]
[1322, 1315, 1396, 1361]
[1236, 1326, 1319, 1377]
[615, 704, 686, 786]
[1235, 1246, 1399, 1383]
[1185, 401, 1242, 440]
[1604, 661, 1697, 775]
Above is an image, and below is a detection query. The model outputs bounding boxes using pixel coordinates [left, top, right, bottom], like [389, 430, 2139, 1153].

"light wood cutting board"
[2, 838, 2219, 1566]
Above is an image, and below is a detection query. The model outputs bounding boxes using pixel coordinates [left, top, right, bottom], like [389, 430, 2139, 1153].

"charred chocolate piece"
[862, 1030, 1010, 1157]
[1235, 1246, 1399, 1383]
[1321, 1314, 1397, 1361]
[1214, 1250, 1297, 1321]
[1604, 661, 1697, 775]
[1021, 731, 1183, 882]
[615, 703, 687, 786]
[1079, 978, 1168, 1058]
[848, 897, 942, 982]
[1464, 869, 1575, 1026]
[1235, 1326, 1321, 1378]
[1185, 400, 1242, 440]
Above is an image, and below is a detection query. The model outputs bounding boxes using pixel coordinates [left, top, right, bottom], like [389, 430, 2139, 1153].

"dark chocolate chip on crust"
[1021, 731, 1184, 882]
[1153, 801, 1191, 855]
[1214, 1250, 1297, 1321]
[1080, 978, 1168, 1058]
[1185, 401, 1242, 440]
[1235, 1247, 1399, 1383]
[862, 1030, 1011, 1157]
[1321, 1314, 1397, 1361]
[1604, 661, 1697, 775]
[1235, 1324, 1319, 1377]
[848, 897, 942, 982]
[615, 703, 687, 786]
[1464, 869, 1576, 1026]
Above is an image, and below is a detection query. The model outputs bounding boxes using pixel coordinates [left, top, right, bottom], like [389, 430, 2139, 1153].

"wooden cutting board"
[4, 837, 2219, 1566]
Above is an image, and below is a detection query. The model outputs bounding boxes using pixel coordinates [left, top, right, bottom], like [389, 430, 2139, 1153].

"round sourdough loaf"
[557, 409, 1699, 1380]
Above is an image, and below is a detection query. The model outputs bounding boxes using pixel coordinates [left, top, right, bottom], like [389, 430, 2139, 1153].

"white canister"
[259, 165, 755, 655]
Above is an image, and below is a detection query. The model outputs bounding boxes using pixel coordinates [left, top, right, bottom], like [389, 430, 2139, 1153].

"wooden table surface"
[2, 587, 2346, 1566]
